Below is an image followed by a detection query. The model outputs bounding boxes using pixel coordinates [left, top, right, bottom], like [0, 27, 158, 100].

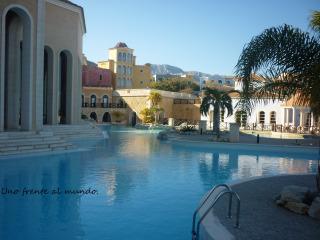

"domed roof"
[114, 42, 128, 48]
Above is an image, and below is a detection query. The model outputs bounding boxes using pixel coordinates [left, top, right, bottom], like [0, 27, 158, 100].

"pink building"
[82, 65, 112, 87]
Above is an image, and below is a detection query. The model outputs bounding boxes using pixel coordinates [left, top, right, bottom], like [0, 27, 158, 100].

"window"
[140, 69, 143, 73]
[140, 81, 143, 84]
[124, 66, 127, 75]
[118, 52, 122, 61]
[259, 111, 265, 124]
[123, 53, 126, 62]
[218, 80, 222, 84]
[102, 95, 108, 108]
[90, 95, 96, 108]
[99, 74, 102, 81]
[81, 95, 84, 107]
[270, 111, 276, 124]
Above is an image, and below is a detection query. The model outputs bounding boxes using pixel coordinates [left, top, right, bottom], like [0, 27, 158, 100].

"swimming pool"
[0, 126, 318, 240]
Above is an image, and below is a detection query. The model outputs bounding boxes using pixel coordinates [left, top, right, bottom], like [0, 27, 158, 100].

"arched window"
[123, 66, 127, 75]
[102, 95, 108, 108]
[123, 53, 126, 62]
[90, 95, 96, 107]
[118, 52, 122, 61]
[259, 111, 265, 124]
[270, 111, 276, 124]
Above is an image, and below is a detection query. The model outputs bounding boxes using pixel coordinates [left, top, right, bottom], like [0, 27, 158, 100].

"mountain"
[151, 64, 228, 82]
[151, 64, 184, 75]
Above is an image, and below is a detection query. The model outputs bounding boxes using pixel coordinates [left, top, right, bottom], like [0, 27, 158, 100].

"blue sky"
[73, 0, 319, 75]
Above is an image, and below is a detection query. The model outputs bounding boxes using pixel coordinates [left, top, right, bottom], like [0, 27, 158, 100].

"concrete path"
[209, 174, 320, 240]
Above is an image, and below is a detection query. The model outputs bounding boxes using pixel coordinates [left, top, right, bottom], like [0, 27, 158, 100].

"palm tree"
[148, 91, 162, 124]
[310, 10, 320, 32]
[235, 16, 320, 192]
[235, 24, 320, 116]
[200, 88, 233, 137]
[148, 91, 162, 106]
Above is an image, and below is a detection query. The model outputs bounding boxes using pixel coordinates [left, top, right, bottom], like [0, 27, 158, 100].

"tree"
[200, 88, 233, 137]
[235, 15, 320, 192]
[310, 10, 320, 32]
[150, 77, 200, 93]
[235, 24, 320, 117]
[147, 91, 163, 124]
[148, 91, 162, 106]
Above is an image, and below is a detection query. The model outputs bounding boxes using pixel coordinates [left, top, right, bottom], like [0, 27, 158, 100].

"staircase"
[42, 123, 105, 141]
[0, 131, 73, 156]
[0, 123, 105, 157]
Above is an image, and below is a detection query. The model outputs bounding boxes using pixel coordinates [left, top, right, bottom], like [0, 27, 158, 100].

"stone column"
[35, 0, 45, 130]
[168, 118, 174, 127]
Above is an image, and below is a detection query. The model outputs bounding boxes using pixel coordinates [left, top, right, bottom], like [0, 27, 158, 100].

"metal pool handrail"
[191, 184, 232, 239]
[191, 185, 241, 240]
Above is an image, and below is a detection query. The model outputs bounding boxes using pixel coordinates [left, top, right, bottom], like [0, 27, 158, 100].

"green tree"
[235, 24, 320, 116]
[150, 77, 200, 93]
[200, 88, 233, 137]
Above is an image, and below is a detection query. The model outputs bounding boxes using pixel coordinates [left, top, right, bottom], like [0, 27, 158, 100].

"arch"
[270, 111, 276, 124]
[43, 45, 54, 124]
[1, 5, 33, 131]
[90, 112, 97, 121]
[102, 95, 108, 108]
[102, 112, 111, 123]
[90, 94, 96, 107]
[59, 50, 73, 124]
[259, 111, 265, 124]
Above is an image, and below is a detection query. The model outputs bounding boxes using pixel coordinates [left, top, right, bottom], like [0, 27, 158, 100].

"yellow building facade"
[98, 42, 153, 89]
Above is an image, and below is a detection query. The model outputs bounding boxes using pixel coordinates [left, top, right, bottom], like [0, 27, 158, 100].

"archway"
[102, 112, 111, 123]
[90, 112, 97, 122]
[59, 50, 72, 124]
[2, 6, 33, 131]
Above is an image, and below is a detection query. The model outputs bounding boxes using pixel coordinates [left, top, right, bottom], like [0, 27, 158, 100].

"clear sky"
[73, 0, 319, 75]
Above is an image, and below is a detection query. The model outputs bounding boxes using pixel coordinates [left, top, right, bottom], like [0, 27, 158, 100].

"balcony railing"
[82, 102, 127, 109]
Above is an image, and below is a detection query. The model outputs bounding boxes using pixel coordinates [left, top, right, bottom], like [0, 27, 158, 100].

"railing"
[82, 102, 127, 109]
[242, 123, 320, 135]
[191, 184, 240, 240]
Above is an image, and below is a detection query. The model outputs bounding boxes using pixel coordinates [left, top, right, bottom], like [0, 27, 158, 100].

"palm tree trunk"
[213, 104, 220, 138]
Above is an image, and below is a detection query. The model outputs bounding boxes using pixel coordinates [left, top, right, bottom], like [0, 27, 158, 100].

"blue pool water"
[0, 126, 318, 240]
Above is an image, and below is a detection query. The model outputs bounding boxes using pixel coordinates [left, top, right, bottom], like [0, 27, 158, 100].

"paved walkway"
[210, 174, 320, 240]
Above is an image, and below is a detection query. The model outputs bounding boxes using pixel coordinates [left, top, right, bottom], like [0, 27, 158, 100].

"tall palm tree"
[235, 24, 320, 116]
[200, 88, 233, 137]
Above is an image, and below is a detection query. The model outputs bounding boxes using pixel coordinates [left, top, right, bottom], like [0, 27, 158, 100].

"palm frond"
[235, 24, 320, 115]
